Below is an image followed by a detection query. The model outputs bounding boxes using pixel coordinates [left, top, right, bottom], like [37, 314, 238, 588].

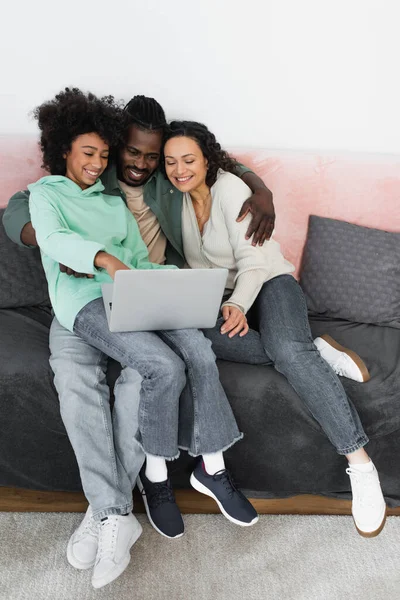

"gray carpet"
[1, 513, 399, 600]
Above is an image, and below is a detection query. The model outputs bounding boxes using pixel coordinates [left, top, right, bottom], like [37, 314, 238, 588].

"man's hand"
[59, 264, 94, 279]
[237, 188, 275, 246]
[220, 305, 249, 338]
[20, 222, 37, 246]
[94, 251, 130, 280]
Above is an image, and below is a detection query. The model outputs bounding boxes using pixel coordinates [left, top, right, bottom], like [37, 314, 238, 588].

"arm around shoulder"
[2, 189, 37, 247]
[232, 164, 275, 245]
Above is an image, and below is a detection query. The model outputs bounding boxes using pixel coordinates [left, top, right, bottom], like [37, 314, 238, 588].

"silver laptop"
[102, 268, 228, 332]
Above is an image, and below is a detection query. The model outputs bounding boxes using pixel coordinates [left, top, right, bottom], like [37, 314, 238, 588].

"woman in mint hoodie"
[28, 89, 257, 590]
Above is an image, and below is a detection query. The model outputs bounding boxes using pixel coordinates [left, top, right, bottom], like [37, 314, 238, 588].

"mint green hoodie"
[28, 176, 174, 332]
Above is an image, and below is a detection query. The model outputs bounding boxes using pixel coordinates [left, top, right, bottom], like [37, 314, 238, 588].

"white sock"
[348, 460, 374, 473]
[145, 455, 168, 483]
[202, 451, 225, 475]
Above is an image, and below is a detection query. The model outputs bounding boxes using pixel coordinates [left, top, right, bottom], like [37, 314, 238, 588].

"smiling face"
[164, 136, 208, 194]
[118, 125, 162, 187]
[64, 132, 109, 189]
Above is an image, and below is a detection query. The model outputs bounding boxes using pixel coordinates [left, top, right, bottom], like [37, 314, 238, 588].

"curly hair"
[123, 95, 167, 134]
[33, 87, 124, 175]
[162, 121, 239, 187]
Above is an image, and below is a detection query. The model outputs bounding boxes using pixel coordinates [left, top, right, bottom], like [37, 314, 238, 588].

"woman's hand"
[220, 305, 249, 338]
[94, 251, 130, 280]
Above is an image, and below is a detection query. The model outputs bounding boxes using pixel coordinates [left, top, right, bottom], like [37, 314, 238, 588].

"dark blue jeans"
[203, 275, 368, 455]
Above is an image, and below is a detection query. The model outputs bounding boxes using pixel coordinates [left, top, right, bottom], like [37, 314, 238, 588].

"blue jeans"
[50, 318, 143, 520]
[73, 298, 241, 458]
[203, 275, 368, 455]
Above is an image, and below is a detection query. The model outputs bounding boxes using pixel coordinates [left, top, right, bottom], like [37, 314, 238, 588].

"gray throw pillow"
[300, 215, 400, 327]
[0, 208, 50, 309]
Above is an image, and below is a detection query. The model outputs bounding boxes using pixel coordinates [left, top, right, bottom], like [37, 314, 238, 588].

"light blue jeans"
[50, 318, 143, 521]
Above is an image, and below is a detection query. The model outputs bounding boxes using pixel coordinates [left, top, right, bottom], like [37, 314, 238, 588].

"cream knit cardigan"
[182, 170, 294, 313]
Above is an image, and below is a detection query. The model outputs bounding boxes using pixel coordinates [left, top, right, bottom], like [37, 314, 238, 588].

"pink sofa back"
[1, 136, 399, 277]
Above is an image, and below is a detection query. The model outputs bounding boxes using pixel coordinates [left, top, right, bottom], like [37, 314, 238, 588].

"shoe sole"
[67, 536, 96, 570]
[91, 521, 142, 589]
[136, 476, 184, 539]
[190, 473, 259, 527]
[320, 334, 371, 382]
[354, 507, 387, 538]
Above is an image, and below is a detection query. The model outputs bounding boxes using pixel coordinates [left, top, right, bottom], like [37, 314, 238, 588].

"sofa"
[1, 137, 400, 507]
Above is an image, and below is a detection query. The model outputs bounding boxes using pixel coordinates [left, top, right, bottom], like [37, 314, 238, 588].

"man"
[3, 96, 276, 585]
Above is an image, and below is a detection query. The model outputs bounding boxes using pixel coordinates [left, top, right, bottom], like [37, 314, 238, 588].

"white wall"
[1, 0, 400, 154]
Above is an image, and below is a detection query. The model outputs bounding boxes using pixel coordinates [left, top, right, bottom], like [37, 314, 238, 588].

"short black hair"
[123, 95, 166, 133]
[34, 87, 123, 175]
[163, 121, 238, 187]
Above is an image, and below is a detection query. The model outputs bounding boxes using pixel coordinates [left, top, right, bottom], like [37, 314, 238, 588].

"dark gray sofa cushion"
[300, 215, 400, 327]
[0, 208, 50, 309]
[0, 307, 81, 491]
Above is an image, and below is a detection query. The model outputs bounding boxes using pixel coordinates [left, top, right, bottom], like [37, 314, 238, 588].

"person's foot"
[190, 461, 258, 527]
[137, 467, 184, 539]
[314, 335, 370, 382]
[92, 513, 142, 589]
[67, 505, 99, 570]
[346, 462, 387, 537]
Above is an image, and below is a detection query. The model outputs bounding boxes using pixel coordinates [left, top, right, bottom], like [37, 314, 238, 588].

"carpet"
[1, 513, 399, 600]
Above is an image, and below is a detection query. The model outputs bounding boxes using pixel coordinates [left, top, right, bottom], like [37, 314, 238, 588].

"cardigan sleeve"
[216, 173, 273, 313]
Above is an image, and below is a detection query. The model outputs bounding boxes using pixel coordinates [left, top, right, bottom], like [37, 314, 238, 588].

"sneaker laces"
[212, 469, 237, 499]
[97, 518, 118, 560]
[76, 512, 98, 541]
[346, 467, 379, 509]
[144, 481, 176, 509]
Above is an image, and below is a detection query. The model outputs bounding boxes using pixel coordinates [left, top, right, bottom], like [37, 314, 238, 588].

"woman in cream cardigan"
[163, 120, 386, 539]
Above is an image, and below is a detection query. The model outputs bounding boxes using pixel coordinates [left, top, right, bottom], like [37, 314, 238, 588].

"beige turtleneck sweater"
[119, 180, 167, 265]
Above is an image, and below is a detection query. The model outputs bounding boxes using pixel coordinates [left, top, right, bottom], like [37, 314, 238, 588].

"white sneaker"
[92, 513, 142, 589]
[314, 335, 370, 382]
[346, 463, 387, 537]
[67, 505, 99, 570]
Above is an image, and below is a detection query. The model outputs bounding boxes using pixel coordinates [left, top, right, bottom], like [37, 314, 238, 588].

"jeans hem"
[141, 448, 181, 461]
[336, 436, 369, 456]
[93, 502, 133, 521]
[92, 502, 134, 522]
[179, 432, 244, 458]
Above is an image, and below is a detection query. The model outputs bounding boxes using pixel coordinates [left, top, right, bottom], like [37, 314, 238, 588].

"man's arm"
[3, 190, 91, 277]
[233, 164, 275, 246]
[2, 190, 37, 246]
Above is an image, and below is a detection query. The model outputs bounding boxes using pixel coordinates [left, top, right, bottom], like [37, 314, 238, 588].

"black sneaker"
[137, 467, 184, 539]
[190, 461, 259, 527]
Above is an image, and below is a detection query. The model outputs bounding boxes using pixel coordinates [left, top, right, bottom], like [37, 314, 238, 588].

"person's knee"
[272, 338, 315, 370]
[182, 331, 217, 369]
[150, 353, 186, 388]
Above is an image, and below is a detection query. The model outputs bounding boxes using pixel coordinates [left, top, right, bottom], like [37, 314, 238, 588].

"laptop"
[102, 268, 229, 332]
